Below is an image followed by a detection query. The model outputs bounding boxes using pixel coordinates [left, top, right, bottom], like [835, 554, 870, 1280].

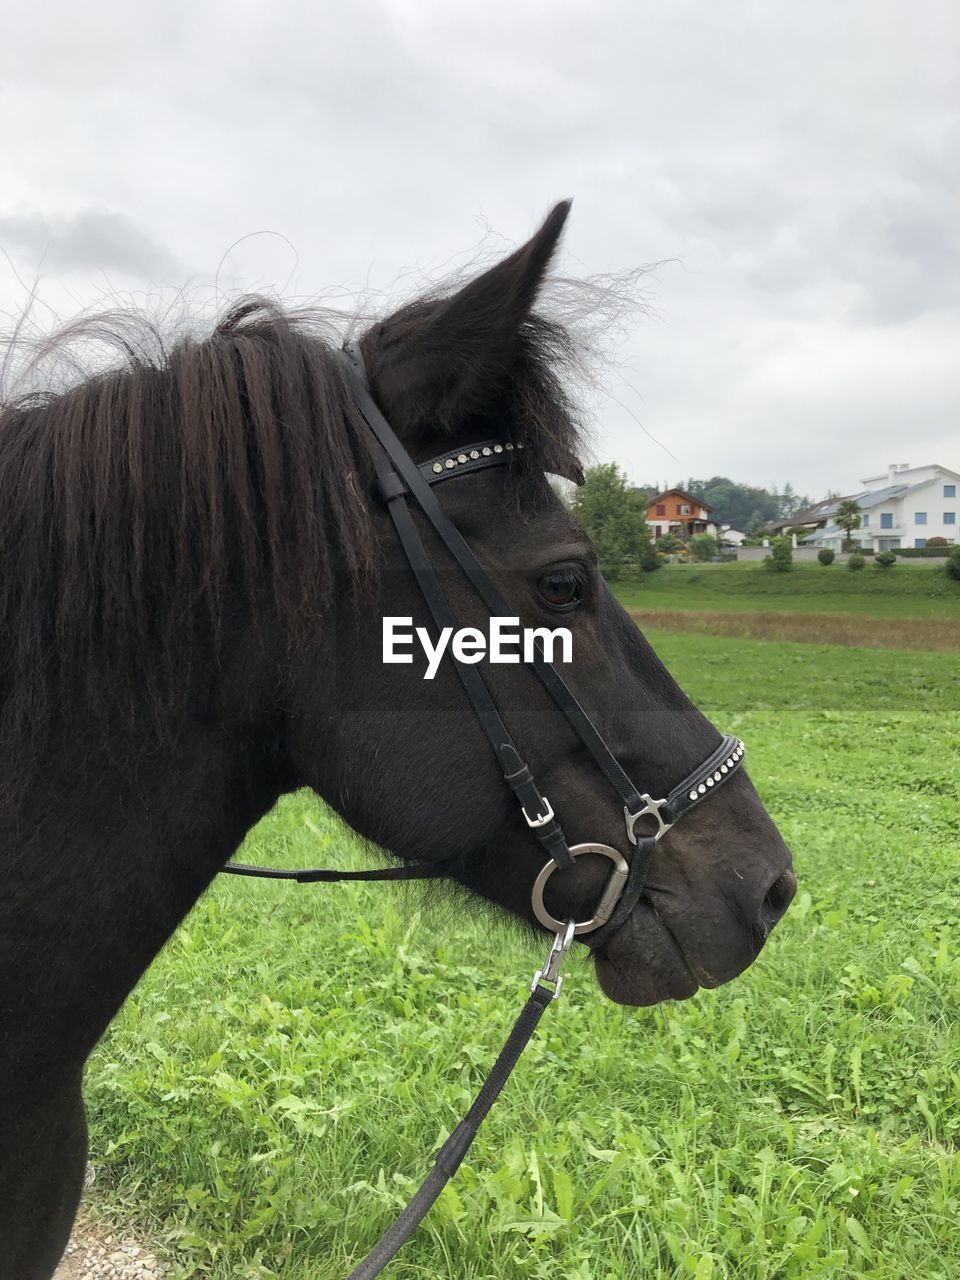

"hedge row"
[800, 545, 957, 559]
[892, 546, 956, 558]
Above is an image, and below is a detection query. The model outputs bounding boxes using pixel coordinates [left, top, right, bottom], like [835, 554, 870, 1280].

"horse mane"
[0, 290, 590, 792]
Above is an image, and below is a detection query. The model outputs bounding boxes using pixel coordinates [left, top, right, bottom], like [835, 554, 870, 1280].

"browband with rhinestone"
[419, 439, 522, 486]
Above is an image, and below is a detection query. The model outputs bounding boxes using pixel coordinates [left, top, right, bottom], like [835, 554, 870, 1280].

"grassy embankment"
[615, 561, 960, 649]
[82, 636, 960, 1280]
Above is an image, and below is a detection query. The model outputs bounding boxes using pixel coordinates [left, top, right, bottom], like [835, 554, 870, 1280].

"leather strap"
[362, 376, 575, 871]
[220, 861, 447, 883]
[338, 344, 649, 821]
[344, 983, 555, 1280]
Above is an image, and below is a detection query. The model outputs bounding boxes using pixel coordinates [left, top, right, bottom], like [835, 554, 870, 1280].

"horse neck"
[0, 717, 285, 1093]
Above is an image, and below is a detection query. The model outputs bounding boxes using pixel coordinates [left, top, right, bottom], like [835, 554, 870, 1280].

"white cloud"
[0, 208, 184, 279]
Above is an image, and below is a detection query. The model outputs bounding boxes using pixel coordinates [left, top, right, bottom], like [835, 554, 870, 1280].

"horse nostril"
[758, 868, 797, 934]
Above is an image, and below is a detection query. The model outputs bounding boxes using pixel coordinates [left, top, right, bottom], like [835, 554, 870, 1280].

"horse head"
[280, 202, 796, 1004]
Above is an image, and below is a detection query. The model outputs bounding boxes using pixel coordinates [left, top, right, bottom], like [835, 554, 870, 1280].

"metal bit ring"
[531, 842, 630, 936]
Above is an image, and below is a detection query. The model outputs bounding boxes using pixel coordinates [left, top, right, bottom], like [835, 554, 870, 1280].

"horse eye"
[537, 568, 582, 609]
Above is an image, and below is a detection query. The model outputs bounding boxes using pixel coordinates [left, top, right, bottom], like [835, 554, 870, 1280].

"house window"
[679, 504, 691, 515]
[862, 514, 870, 527]
[945, 513, 956, 525]
[945, 485, 957, 498]
[915, 538, 927, 549]
[880, 513, 893, 529]
[656, 504, 666, 516]
[915, 512, 927, 525]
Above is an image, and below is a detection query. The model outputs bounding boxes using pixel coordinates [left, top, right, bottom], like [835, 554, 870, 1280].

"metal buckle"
[531, 919, 576, 1000]
[624, 794, 673, 844]
[522, 796, 555, 829]
[530, 843, 630, 936]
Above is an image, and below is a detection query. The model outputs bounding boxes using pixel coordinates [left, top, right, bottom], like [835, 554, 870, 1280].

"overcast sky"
[2, 0, 957, 498]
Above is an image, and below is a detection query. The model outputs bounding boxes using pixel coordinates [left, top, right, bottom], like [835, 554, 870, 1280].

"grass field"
[614, 561, 960, 651]
[624, 609, 960, 652]
[614, 561, 960, 619]
[82, 634, 960, 1280]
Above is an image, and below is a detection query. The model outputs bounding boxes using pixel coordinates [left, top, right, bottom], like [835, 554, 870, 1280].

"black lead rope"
[343, 924, 574, 1280]
[345, 970, 562, 1280]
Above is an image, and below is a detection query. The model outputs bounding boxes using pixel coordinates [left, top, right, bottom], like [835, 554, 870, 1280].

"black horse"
[0, 203, 795, 1278]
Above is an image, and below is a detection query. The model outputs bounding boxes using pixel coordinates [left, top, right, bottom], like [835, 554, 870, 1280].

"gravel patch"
[54, 1226, 170, 1280]
[54, 1172, 170, 1280]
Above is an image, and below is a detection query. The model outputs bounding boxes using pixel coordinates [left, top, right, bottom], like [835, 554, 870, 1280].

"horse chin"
[590, 900, 703, 1007]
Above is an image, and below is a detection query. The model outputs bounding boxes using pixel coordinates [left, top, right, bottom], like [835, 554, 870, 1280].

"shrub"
[817, 549, 835, 566]
[764, 537, 794, 572]
[689, 533, 718, 562]
[927, 536, 949, 547]
[947, 548, 960, 582]
[639, 540, 661, 573]
[847, 553, 866, 571]
[875, 551, 897, 568]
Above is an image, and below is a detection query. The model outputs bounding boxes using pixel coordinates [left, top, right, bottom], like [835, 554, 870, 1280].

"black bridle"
[221, 344, 746, 1278]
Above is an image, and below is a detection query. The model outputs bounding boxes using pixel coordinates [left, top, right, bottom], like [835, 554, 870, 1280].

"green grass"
[614, 562, 960, 619]
[84, 635, 960, 1279]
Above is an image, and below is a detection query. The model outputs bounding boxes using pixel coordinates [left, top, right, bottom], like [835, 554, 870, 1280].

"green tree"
[777, 481, 810, 519]
[629, 484, 657, 508]
[836, 499, 863, 552]
[745, 507, 771, 535]
[680, 476, 810, 531]
[570, 463, 657, 578]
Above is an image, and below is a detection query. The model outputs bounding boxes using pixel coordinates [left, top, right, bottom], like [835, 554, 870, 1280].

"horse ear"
[365, 200, 572, 433]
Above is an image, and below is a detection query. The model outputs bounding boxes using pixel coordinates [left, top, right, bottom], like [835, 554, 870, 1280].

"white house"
[809, 463, 960, 552]
[718, 525, 747, 547]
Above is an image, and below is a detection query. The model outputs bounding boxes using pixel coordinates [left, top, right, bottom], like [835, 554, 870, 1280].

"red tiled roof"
[647, 488, 713, 512]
